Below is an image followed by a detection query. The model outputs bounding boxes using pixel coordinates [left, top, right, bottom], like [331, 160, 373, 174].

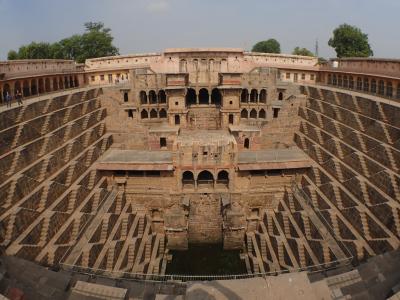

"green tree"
[252, 39, 281, 53]
[6, 22, 119, 62]
[7, 50, 18, 60]
[292, 47, 315, 57]
[328, 24, 373, 58]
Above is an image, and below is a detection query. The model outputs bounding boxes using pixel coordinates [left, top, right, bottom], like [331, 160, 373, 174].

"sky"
[0, 0, 399, 60]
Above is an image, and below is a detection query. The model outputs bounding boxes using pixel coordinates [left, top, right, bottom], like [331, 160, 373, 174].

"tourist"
[16, 90, 23, 106]
[5, 92, 12, 108]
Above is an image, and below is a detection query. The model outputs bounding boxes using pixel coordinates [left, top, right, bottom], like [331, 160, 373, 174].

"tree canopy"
[252, 39, 281, 54]
[292, 47, 315, 57]
[7, 22, 119, 63]
[328, 24, 373, 58]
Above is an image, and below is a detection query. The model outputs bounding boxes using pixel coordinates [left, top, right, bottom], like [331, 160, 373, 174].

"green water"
[166, 244, 247, 275]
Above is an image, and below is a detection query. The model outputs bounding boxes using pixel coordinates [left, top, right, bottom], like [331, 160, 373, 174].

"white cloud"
[146, 0, 169, 13]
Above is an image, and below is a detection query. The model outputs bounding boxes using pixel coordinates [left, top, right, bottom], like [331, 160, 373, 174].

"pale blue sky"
[0, 0, 399, 60]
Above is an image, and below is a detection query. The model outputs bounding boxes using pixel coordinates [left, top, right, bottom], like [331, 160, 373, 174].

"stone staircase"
[11, 125, 23, 148]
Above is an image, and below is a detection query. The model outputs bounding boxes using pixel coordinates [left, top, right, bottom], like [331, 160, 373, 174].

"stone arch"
[182, 171, 194, 185]
[241, 109, 248, 119]
[371, 79, 377, 93]
[59, 77, 64, 89]
[45, 78, 51, 92]
[363, 78, 369, 92]
[150, 109, 158, 118]
[141, 109, 148, 119]
[197, 170, 214, 182]
[38, 78, 44, 93]
[211, 88, 221, 106]
[175, 114, 180, 125]
[149, 90, 157, 104]
[387, 82, 393, 97]
[217, 170, 229, 186]
[158, 90, 166, 103]
[31, 79, 37, 95]
[241, 89, 248, 103]
[250, 89, 258, 102]
[186, 88, 196, 106]
[23, 80, 30, 97]
[159, 108, 167, 118]
[259, 109, 266, 119]
[378, 80, 385, 95]
[140, 91, 147, 104]
[250, 109, 257, 119]
[69, 76, 74, 87]
[199, 88, 209, 104]
[259, 89, 267, 103]
[14, 81, 21, 96]
[52, 78, 58, 91]
[244, 138, 250, 149]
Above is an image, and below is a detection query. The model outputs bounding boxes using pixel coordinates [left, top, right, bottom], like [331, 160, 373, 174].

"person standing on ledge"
[16, 90, 23, 106]
[5, 92, 12, 108]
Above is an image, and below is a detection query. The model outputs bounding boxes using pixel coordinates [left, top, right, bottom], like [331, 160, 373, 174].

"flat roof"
[238, 147, 311, 170]
[97, 150, 173, 171]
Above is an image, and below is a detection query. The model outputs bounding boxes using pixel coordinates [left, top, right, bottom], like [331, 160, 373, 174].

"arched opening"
[3, 83, 10, 99]
[250, 89, 258, 102]
[241, 89, 248, 103]
[186, 88, 196, 106]
[52, 78, 58, 91]
[244, 138, 250, 149]
[14, 81, 21, 96]
[278, 91, 283, 101]
[211, 88, 221, 106]
[182, 171, 194, 188]
[140, 91, 147, 104]
[229, 114, 234, 125]
[23, 80, 30, 97]
[158, 90, 167, 103]
[159, 109, 167, 118]
[332, 75, 337, 85]
[363, 78, 369, 92]
[175, 114, 180, 125]
[259, 89, 267, 103]
[31, 80, 37, 95]
[241, 109, 248, 119]
[356, 77, 362, 90]
[217, 170, 229, 187]
[397, 85, 400, 100]
[199, 88, 209, 105]
[38, 78, 44, 94]
[197, 170, 214, 187]
[45, 78, 51, 92]
[69, 76, 74, 87]
[343, 76, 349, 88]
[259, 109, 266, 119]
[179, 59, 187, 73]
[387, 82, 393, 98]
[338, 75, 343, 86]
[250, 109, 257, 119]
[149, 90, 157, 104]
[371, 80, 377, 93]
[123, 92, 129, 102]
[349, 76, 354, 89]
[150, 109, 158, 118]
[378, 80, 385, 95]
[141, 109, 148, 119]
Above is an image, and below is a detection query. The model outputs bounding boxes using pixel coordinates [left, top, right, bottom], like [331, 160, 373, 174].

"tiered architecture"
[0, 49, 399, 282]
